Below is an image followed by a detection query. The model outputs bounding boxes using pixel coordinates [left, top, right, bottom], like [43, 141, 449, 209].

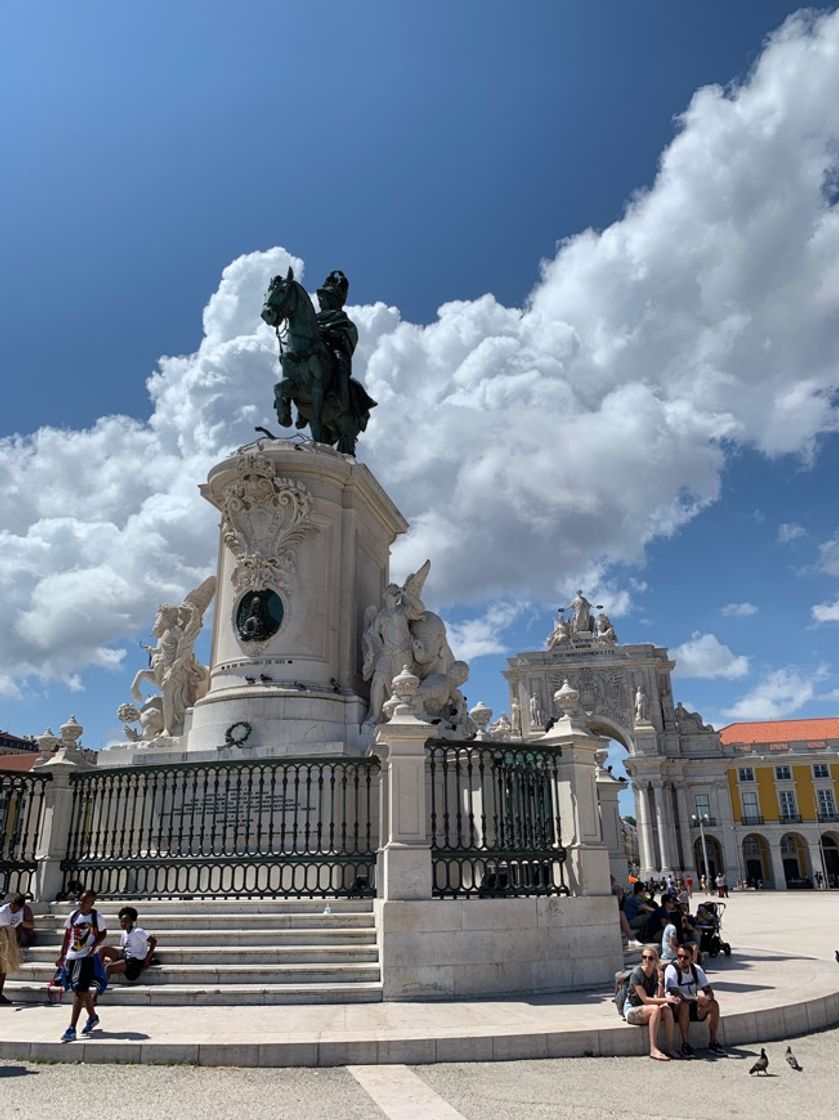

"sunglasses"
[641, 954, 656, 961]
[676, 953, 690, 959]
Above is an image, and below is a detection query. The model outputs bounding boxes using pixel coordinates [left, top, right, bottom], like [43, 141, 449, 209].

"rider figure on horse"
[315, 270, 356, 419]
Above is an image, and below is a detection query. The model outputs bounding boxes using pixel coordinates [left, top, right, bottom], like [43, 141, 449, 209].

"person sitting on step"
[98, 906, 157, 983]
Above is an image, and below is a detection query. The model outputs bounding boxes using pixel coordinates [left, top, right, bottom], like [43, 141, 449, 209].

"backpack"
[70, 907, 101, 930]
[614, 968, 634, 1018]
[665, 960, 700, 996]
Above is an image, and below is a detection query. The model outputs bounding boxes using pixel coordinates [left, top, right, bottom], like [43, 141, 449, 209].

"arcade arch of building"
[504, 623, 839, 889]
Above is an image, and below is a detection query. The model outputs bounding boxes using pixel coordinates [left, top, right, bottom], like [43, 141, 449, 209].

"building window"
[817, 788, 836, 817]
[775, 765, 792, 781]
[779, 790, 797, 819]
[742, 791, 759, 816]
[694, 793, 711, 818]
[813, 763, 829, 779]
[739, 788, 757, 824]
[780, 835, 797, 856]
[738, 767, 754, 782]
[743, 836, 760, 857]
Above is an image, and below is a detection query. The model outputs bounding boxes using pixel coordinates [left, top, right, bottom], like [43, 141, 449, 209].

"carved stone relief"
[549, 667, 632, 730]
[216, 452, 319, 647]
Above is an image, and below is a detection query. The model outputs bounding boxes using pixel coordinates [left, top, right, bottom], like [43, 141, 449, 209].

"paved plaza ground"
[1, 892, 838, 1118]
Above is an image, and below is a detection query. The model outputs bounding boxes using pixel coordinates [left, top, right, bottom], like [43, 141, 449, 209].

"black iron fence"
[0, 769, 51, 896]
[60, 755, 380, 899]
[427, 740, 568, 898]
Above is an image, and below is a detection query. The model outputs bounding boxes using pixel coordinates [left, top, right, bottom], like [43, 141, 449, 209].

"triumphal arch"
[502, 595, 736, 880]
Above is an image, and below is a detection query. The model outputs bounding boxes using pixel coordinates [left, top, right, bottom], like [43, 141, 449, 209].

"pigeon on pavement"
[749, 1048, 769, 1075]
[834, 949, 839, 964]
[785, 1046, 803, 1071]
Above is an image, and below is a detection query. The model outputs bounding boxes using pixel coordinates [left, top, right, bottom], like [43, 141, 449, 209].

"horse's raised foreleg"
[308, 366, 324, 444]
[274, 379, 293, 427]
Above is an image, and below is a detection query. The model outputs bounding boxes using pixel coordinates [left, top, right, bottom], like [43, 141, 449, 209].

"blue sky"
[2, 1, 839, 794]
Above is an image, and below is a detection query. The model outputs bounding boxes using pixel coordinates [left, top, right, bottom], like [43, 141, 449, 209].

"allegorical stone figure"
[566, 590, 593, 634]
[511, 697, 522, 736]
[634, 685, 649, 724]
[529, 693, 543, 728]
[546, 614, 571, 649]
[361, 559, 468, 733]
[596, 612, 618, 644]
[126, 577, 216, 738]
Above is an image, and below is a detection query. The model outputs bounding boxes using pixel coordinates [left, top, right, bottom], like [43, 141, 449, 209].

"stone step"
[30, 927, 377, 948]
[25, 945, 379, 965]
[13, 961, 381, 986]
[43, 898, 374, 915]
[36, 913, 375, 931]
[3, 979, 384, 1006]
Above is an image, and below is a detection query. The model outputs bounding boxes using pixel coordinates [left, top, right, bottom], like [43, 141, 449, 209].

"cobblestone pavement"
[2, 1024, 839, 1120]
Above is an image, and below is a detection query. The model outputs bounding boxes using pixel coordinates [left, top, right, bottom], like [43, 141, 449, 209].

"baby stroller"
[696, 901, 731, 958]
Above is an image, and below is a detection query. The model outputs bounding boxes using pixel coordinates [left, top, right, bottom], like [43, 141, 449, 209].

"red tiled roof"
[0, 752, 39, 771]
[719, 718, 839, 745]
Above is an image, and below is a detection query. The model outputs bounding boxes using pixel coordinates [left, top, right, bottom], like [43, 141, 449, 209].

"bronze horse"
[261, 268, 376, 456]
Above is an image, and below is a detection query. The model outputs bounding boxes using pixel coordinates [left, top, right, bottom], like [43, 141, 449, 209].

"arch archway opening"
[779, 832, 813, 888]
[741, 833, 773, 889]
[693, 834, 724, 883]
[819, 831, 839, 889]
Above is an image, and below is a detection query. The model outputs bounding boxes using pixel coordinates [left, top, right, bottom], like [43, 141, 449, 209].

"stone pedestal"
[181, 441, 407, 756]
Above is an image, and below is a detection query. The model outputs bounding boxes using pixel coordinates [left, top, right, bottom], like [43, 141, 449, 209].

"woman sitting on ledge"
[623, 945, 680, 1061]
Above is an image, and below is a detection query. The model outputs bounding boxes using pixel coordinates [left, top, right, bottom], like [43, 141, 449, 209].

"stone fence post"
[370, 666, 433, 901]
[32, 747, 93, 903]
[541, 679, 612, 896]
[595, 747, 628, 884]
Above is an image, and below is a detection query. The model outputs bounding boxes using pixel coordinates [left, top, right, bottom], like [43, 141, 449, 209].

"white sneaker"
[627, 939, 643, 950]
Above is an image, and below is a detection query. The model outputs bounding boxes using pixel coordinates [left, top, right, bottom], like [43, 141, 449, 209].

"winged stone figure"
[128, 576, 217, 738]
[361, 561, 430, 728]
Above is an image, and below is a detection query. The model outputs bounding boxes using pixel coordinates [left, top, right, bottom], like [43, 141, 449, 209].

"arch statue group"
[503, 605, 738, 883]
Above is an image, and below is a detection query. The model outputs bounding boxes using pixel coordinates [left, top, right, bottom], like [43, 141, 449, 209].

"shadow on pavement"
[88, 1031, 150, 1041]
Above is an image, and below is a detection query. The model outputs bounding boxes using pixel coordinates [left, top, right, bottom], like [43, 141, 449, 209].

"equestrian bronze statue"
[261, 267, 377, 456]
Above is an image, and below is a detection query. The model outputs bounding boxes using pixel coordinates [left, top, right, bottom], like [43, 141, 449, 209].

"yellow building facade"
[710, 719, 839, 889]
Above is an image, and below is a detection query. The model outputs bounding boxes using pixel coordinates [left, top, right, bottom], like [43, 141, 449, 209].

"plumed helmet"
[318, 269, 349, 305]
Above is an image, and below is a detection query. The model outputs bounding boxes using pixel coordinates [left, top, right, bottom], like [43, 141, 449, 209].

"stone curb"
[2, 986, 837, 1068]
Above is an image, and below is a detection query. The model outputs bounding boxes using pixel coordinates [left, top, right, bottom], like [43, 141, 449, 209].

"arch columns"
[675, 785, 697, 879]
[652, 780, 677, 874]
[634, 780, 657, 878]
[769, 841, 788, 891]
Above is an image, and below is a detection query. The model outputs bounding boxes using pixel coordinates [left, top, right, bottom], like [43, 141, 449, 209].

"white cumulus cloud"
[444, 603, 524, 662]
[777, 522, 806, 543]
[721, 601, 759, 617]
[722, 666, 818, 721]
[673, 632, 750, 679]
[818, 533, 839, 576]
[4, 11, 839, 696]
[812, 598, 839, 624]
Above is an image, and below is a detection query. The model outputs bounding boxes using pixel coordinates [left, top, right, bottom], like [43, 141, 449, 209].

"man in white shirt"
[99, 906, 157, 982]
[56, 889, 107, 1042]
[664, 946, 724, 1057]
[0, 894, 33, 1005]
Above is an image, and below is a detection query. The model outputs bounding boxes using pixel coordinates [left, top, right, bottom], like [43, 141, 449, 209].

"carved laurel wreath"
[224, 721, 252, 747]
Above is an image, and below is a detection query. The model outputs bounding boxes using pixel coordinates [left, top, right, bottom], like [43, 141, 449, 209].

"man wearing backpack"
[663, 946, 725, 1057]
[56, 889, 107, 1042]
